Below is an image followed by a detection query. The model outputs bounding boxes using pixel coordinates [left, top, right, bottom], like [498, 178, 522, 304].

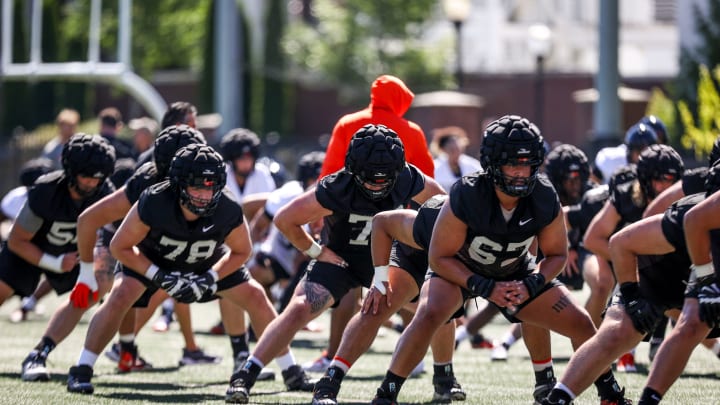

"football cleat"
[615, 353, 637, 373]
[21, 351, 50, 382]
[312, 374, 341, 405]
[67, 365, 94, 394]
[282, 364, 315, 391]
[432, 376, 466, 403]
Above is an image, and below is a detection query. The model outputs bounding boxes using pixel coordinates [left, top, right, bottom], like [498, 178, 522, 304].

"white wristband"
[208, 269, 219, 282]
[304, 241, 322, 259]
[77, 261, 98, 291]
[38, 253, 64, 273]
[145, 264, 160, 280]
[373, 265, 389, 295]
[692, 262, 714, 278]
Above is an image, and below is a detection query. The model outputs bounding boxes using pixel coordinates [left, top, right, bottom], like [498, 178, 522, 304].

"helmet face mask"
[481, 115, 545, 198]
[62, 134, 116, 199]
[344, 124, 405, 201]
[169, 144, 227, 217]
[353, 173, 396, 200]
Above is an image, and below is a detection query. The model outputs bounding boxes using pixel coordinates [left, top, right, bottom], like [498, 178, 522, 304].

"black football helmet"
[19, 157, 54, 187]
[480, 115, 545, 197]
[219, 128, 261, 161]
[344, 124, 405, 201]
[709, 134, 720, 167]
[169, 144, 226, 217]
[62, 133, 116, 198]
[544, 144, 590, 204]
[153, 124, 207, 177]
[638, 115, 668, 144]
[297, 151, 326, 186]
[706, 159, 720, 196]
[624, 123, 658, 163]
[636, 144, 684, 200]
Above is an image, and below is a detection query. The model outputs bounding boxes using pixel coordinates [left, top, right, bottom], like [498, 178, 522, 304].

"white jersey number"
[468, 235, 534, 267]
[159, 236, 217, 264]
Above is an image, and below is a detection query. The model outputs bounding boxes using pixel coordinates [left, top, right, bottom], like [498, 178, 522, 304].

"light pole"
[527, 24, 552, 130]
[442, 0, 471, 89]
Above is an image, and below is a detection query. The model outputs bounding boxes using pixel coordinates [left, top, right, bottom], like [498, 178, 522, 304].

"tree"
[282, 0, 453, 103]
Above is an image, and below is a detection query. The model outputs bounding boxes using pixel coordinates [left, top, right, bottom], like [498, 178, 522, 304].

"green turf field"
[0, 288, 718, 404]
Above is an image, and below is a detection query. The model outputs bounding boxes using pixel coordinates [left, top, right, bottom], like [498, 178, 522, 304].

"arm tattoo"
[303, 281, 333, 314]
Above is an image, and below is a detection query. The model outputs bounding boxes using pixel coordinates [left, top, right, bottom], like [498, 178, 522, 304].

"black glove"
[152, 270, 196, 303]
[620, 282, 664, 334]
[178, 271, 218, 303]
[466, 274, 495, 299]
[522, 273, 546, 298]
[697, 277, 720, 329]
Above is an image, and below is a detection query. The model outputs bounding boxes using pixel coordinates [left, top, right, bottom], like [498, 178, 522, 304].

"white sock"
[275, 351, 297, 370]
[455, 325, 468, 342]
[21, 296, 37, 311]
[502, 332, 517, 348]
[712, 340, 720, 356]
[78, 349, 99, 367]
[248, 355, 266, 369]
[118, 334, 134, 343]
[556, 382, 577, 400]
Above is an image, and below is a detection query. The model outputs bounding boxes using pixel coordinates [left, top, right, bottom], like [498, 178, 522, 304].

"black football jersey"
[135, 181, 244, 274]
[566, 184, 610, 243]
[124, 162, 162, 204]
[448, 172, 560, 280]
[681, 167, 708, 196]
[412, 194, 447, 250]
[610, 179, 644, 227]
[27, 171, 114, 256]
[315, 164, 425, 254]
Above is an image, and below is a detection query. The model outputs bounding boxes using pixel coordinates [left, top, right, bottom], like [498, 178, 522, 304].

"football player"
[1, 135, 115, 381]
[542, 160, 720, 405]
[66, 144, 288, 396]
[225, 124, 444, 403]
[370, 115, 627, 405]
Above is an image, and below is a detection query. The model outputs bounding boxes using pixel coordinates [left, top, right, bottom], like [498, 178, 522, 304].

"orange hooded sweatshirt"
[319, 75, 434, 178]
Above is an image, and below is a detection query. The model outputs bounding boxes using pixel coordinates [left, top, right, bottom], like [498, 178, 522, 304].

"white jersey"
[225, 162, 277, 203]
[256, 180, 305, 275]
[594, 144, 627, 184]
[1, 186, 28, 219]
[433, 154, 482, 192]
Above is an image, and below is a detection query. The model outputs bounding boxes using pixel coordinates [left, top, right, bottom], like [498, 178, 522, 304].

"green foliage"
[676, 65, 720, 160]
[282, 0, 453, 102]
[59, 0, 210, 76]
[645, 88, 678, 145]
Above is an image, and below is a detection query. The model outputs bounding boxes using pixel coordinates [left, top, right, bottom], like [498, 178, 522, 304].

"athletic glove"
[69, 261, 98, 309]
[522, 273, 546, 298]
[697, 277, 720, 329]
[467, 274, 495, 299]
[177, 270, 219, 303]
[147, 266, 195, 303]
[620, 282, 664, 334]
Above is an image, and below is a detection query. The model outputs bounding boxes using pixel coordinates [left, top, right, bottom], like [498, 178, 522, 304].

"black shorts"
[255, 251, 291, 281]
[389, 241, 427, 302]
[304, 251, 372, 306]
[428, 268, 562, 324]
[0, 247, 78, 297]
[121, 264, 251, 308]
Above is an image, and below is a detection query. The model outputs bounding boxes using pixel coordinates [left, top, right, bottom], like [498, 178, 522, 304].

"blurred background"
[0, 0, 718, 194]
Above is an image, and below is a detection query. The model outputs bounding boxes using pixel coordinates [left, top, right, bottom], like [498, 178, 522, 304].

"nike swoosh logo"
[519, 218, 533, 226]
[202, 225, 215, 232]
